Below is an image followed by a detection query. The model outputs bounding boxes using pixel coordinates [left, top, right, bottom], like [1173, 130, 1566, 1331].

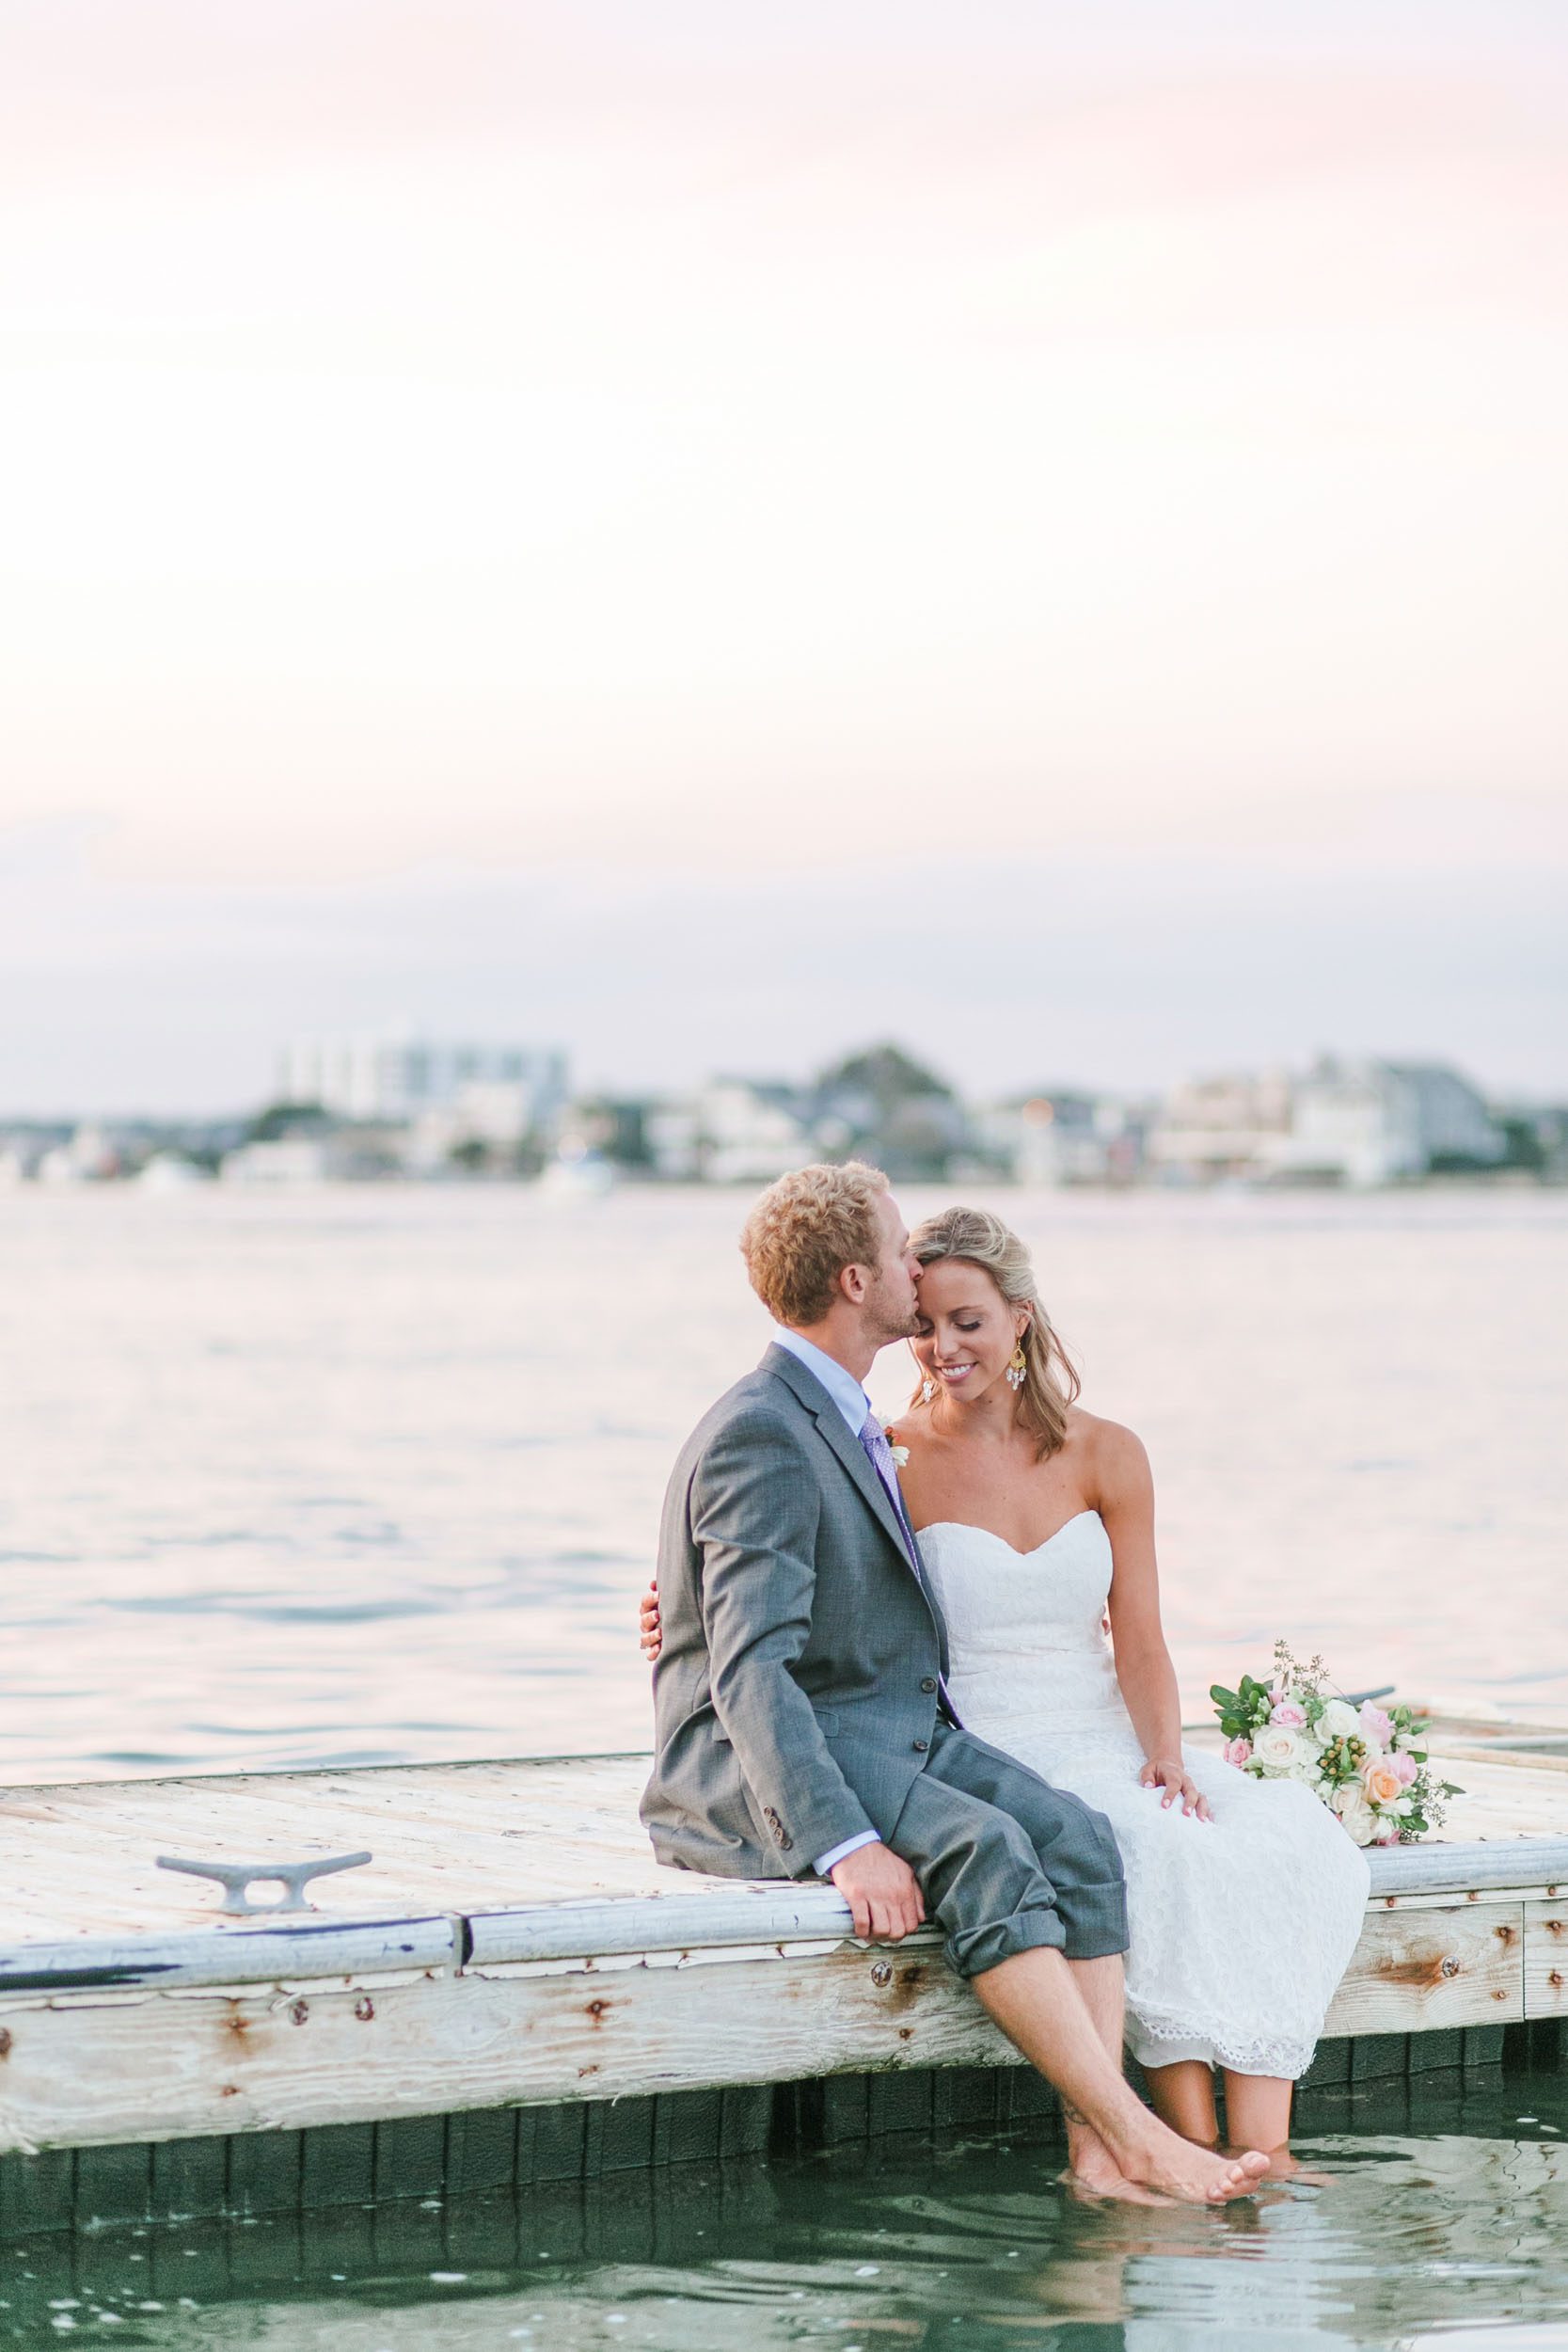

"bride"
[642, 1202, 1369, 2172]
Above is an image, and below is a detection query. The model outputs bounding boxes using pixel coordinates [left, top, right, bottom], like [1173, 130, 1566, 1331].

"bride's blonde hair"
[911, 1206, 1080, 1459]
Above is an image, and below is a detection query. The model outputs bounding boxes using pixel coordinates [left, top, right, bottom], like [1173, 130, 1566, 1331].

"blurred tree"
[243, 1100, 329, 1143]
[812, 1042, 968, 1180]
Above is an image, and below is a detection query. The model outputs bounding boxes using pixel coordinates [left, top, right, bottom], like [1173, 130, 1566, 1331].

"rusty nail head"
[1553, 1972, 1563, 1988]
[870, 1961, 893, 1988]
[0, 2028, 10, 2058]
[290, 1999, 309, 2026]
[355, 1995, 374, 2022]
[1441, 1957, 1460, 1978]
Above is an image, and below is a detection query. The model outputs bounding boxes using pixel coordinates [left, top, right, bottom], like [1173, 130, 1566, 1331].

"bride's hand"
[1139, 1757, 1212, 1820]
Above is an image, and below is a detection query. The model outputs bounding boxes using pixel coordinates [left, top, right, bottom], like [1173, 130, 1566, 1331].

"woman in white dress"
[893, 1204, 1369, 2170]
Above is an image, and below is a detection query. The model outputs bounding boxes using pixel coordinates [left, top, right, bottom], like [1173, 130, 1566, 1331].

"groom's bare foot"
[1225, 2142, 1329, 2185]
[1125, 2121, 1270, 2204]
[1059, 2163, 1175, 2207]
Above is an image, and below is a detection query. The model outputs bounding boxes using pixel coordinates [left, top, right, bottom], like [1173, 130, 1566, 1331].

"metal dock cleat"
[155, 1850, 373, 1915]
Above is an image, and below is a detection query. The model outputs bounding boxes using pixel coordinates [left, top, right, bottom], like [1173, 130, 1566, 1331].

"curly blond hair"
[740, 1162, 890, 1327]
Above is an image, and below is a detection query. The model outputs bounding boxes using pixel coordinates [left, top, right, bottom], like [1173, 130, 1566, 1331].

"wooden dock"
[3, 1716, 1568, 2220]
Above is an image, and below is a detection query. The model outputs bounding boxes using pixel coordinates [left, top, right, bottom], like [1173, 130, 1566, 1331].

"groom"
[641, 1162, 1266, 2203]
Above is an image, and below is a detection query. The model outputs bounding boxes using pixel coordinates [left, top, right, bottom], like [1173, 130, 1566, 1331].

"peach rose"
[1364, 1760, 1404, 1807]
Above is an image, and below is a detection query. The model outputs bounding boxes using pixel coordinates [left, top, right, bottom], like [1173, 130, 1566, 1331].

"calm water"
[9, 2072, 1568, 2349]
[1, 1183, 1565, 1784]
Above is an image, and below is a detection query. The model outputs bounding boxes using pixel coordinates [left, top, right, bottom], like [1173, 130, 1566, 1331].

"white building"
[977, 1093, 1143, 1186]
[35, 1124, 119, 1185]
[1148, 1071, 1295, 1184]
[1281, 1057, 1503, 1186]
[1151, 1057, 1506, 1189]
[646, 1081, 816, 1184]
[278, 1035, 567, 1134]
[220, 1137, 330, 1186]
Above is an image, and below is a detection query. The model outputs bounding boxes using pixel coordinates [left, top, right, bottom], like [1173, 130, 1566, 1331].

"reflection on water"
[8, 2073, 1568, 2350]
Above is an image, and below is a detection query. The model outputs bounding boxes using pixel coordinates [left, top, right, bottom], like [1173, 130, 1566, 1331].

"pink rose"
[1269, 1701, 1307, 1727]
[1393, 1749, 1418, 1787]
[1359, 1703, 1394, 1746]
[1223, 1736, 1252, 1767]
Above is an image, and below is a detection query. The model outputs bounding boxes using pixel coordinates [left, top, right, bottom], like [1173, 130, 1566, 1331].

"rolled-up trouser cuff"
[1057, 1875, 1130, 1962]
[946, 1905, 1065, 1979]
[948, 1876, 1129, 1978]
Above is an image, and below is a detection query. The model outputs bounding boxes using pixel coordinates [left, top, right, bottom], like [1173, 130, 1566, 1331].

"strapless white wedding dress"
[919, 1511, 1370, 2078]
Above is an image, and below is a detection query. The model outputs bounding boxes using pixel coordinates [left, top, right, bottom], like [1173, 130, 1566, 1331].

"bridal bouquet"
[1211, 1642, 1459, 1846]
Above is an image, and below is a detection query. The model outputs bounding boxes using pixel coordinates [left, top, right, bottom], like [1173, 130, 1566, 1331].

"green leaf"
[1210, 1685, 1239, 1711]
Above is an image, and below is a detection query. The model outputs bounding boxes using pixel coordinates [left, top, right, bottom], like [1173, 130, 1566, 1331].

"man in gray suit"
[641, 1163, 1266, 2203]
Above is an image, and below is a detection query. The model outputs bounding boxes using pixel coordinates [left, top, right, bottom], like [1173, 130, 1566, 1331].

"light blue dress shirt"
[769, 1327, 888, 1882]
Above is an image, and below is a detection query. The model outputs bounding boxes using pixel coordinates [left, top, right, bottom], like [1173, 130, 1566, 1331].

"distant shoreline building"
[1148, 1057, 1506, 1188]
[278, 1035, 568, 1132]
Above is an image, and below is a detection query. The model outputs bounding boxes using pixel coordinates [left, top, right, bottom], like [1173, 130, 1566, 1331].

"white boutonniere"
[886, 1432, 911, 1469]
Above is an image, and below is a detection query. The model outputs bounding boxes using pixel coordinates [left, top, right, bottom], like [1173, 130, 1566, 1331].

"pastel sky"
[3, 0, 1565, 1110]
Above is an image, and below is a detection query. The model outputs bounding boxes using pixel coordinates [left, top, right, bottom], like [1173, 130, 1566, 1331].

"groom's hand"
[830, 1842, 926, 1943]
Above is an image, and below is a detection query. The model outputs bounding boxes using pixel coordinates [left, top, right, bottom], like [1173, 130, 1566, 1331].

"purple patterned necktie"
[859, 1407, 956, 1723]
[858, 1408, 918, 1565]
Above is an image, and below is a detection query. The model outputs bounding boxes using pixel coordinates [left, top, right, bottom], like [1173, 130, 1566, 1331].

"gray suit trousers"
[891, 1722, 1128, 1979]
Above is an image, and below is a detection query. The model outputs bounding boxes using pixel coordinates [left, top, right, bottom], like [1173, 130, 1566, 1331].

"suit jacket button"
[920, 1677, 937, 1693]
[912, 1739, 928, 1753]
[779, 1833, 793, 1851]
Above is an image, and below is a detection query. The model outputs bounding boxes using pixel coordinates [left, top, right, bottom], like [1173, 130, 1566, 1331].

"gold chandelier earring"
[1005, 1340, 1027, 1392]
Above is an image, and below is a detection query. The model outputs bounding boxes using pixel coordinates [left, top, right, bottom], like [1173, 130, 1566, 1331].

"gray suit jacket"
[640, 1343, 955, 1878]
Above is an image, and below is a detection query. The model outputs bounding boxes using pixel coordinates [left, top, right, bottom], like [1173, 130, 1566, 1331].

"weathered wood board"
[0, 1897, 1541, 2156]
[1323, 1903, 1520, 2037]
[1524, 1897, 1568, 2020]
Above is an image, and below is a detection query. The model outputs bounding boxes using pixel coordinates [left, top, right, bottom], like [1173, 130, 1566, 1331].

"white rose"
[1318, 1699, 1361, 1742]
[1290, 1753, 1325, 1788]
[1253, 1724, 1307, 1775]
[1333, 1783, 1378, 1845]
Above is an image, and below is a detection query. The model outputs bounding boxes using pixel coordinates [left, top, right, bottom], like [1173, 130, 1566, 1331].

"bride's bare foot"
[1225, 2142, 1330, 2185]
[1126, 2122, 1271, 2204]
